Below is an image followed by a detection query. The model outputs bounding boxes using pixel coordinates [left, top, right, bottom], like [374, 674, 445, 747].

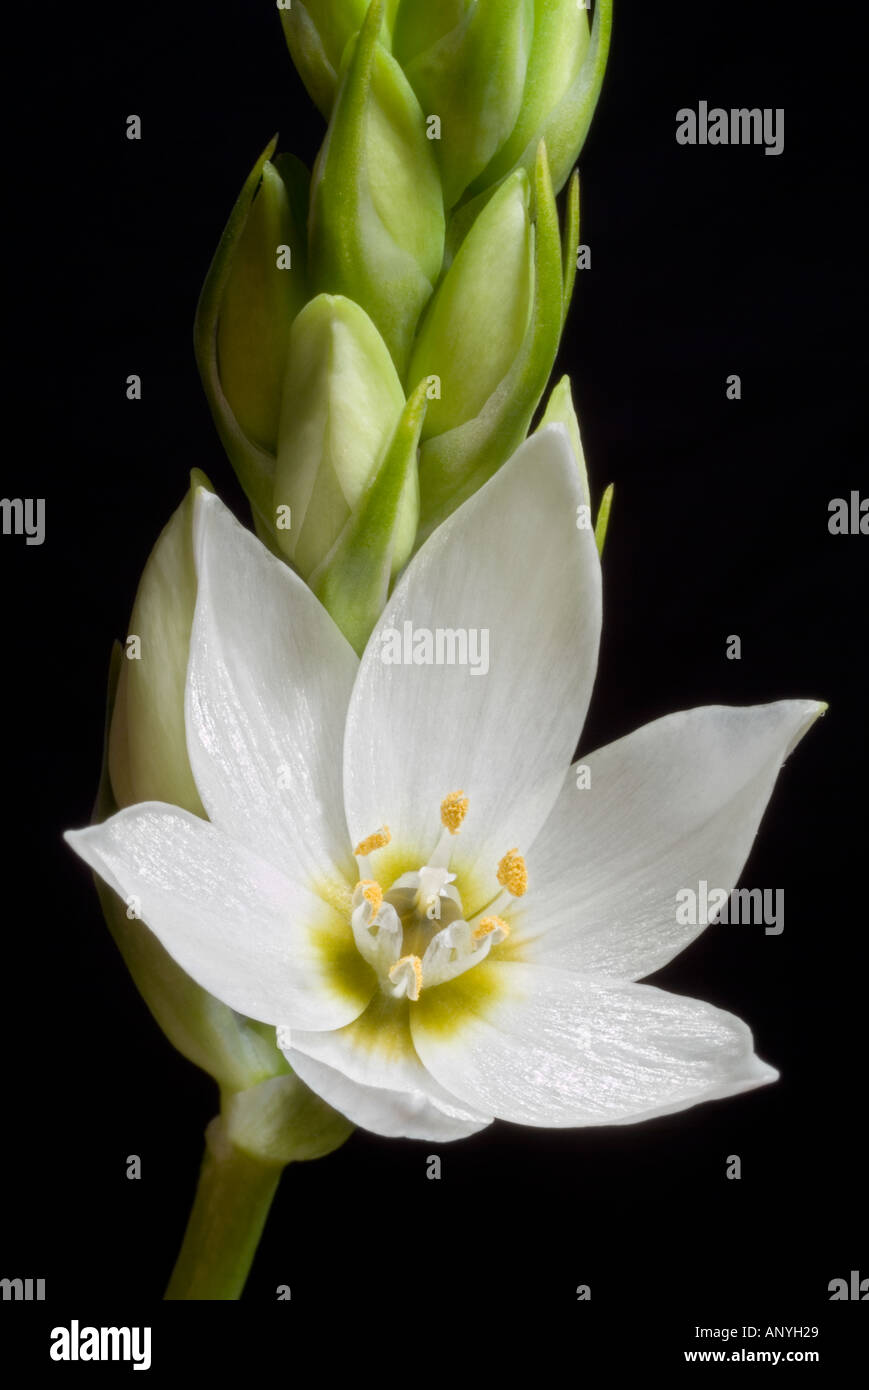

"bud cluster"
[197, 0, 611, 647]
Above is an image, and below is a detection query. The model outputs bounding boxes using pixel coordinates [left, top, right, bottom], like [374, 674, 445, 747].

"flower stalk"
[164, 1122, 282, 1302]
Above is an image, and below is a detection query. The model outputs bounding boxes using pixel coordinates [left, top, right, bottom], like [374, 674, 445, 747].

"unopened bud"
[309, 0, 444, 375]
[311, 380, 426, 652]
[466, 0, 610, 203]
[279, 0, 395, 117]
[392, 0, 535, 209]
[273, 294, 408, 580]
[408, 170, 533, 440]
[216, 155, 309, 455]
[417, 143, 565, 543]
[195, 139, 309, 533]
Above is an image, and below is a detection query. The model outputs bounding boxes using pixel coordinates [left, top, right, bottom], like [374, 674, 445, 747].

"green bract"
[308, 0, 444, 375]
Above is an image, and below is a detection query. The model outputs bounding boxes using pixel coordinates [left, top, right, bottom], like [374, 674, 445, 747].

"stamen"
[496, 849, 528, 897]
[389, 954, 423, 1002]
[357, 879, 383, 915]
[354, 825, 391, 857]
[473, 915, 510, 943]
[440, 790, 469, 835]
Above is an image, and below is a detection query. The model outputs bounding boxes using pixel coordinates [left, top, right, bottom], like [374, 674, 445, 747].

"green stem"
[165, 1118, 283, 1301]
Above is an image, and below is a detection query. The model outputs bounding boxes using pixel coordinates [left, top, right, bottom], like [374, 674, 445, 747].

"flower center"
[349, 793, 526, 1001]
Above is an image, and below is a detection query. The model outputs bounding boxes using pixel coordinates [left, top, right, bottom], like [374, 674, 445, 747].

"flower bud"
[308, 0, 445, 375]
[98, 476, 288, 1092]
[407, 169, 534, 441]
[466, 0, 610, 203]
[272, 294, 409, 581]
[216, 155, 310, 455]
[392, 0, 535, 209]
[416, 142, 565, 543]
[311, 379, 426, 653]
[194, 139, 308, 533]
[279, 0, 399, 117]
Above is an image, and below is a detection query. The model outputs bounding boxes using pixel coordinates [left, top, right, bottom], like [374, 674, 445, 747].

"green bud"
[393, 0, 535, 210]
[279, 0, 401, 117]
[280, 0, 370, 116]
[216, 156, 310, 455]
[95, 527, 289, 1092]
[465, 0, 591, 198]
[109, 475, 208, 816]
[416, 142, 565, 544]
[532, 0, 612, 196]
[311, 380, 426, 653]
[194, 139, 308, 536]
[273, 294, 409, 581]
[407, 170, 534, 441]
[309, 0, 445, 375]
[445, 0, 611, 255]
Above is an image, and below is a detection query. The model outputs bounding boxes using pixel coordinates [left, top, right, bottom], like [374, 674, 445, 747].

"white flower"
[67, 426, 822, 1142]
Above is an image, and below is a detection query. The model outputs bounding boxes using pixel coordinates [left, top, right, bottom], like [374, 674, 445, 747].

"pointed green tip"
[189, 468, 215, 494]
[595, 482, 614, 556]
[363, 0, 386, 42]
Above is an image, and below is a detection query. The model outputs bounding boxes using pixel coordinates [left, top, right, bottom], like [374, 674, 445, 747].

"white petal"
[411, 962, 777, 1127]
[343, 426, 601, 900]
[187, 490, 358, 888]
[66, 805, 374, 1031]
[510, 701, 824, 980]
[283, 994, 492, 1141]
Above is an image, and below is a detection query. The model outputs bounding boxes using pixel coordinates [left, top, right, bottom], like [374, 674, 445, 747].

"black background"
[3, 0, 865, 1366]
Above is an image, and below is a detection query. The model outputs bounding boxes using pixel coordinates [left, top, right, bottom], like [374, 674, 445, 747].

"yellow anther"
[354, 825, 391, 857]
[473, 915, 511, 942]
[440, 790, 469, 835]
[389, 954, 423, 1002]
[358, 879, 383, 915]
[496, 848, 528, 897]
